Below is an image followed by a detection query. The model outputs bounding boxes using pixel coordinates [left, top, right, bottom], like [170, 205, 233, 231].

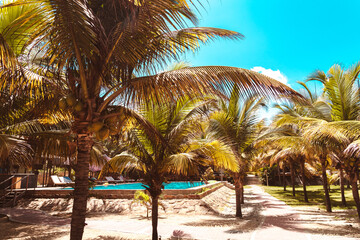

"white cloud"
[251, 66, 289, 86]
[257, 107, 280, 125]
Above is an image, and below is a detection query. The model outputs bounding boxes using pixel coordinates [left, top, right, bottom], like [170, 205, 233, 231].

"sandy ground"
[2, 207, 360, 240]
[1, 185, 360, 240]
[2, 208, 359, 240]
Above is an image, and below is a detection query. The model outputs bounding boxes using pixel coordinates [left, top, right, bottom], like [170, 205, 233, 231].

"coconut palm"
[0, 2, 70, 172]
[1, 1, 303, 239]
[302, 62, 360, 211]
[100, 96, 238, 240]
[304, 120, 360, 218]
[209, 86, 266, 217]
[255, 125, 314, 202]
[303, 121, 353, 212]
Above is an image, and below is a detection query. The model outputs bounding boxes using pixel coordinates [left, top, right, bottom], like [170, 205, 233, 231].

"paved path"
[248, 185, 358, 240]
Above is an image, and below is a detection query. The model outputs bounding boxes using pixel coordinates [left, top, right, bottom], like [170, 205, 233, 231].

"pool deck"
[21, 181, 224, 199]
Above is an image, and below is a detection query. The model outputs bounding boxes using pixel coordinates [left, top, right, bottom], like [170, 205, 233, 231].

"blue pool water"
[65, 181, 205, 190]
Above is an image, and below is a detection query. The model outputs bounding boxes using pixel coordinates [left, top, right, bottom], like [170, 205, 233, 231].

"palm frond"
[99, 152, 142, 178]
[344, 139, 360, 159]
[102, 66, 304, 110]
[0, 134, 33, 168]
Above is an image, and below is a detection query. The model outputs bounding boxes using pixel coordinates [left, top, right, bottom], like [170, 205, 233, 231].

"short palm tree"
[101, 96, 238, 240]
[209, 86, 266, 217]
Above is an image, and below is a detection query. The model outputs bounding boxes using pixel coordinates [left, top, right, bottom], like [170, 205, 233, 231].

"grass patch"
[262, 185, 357, 210]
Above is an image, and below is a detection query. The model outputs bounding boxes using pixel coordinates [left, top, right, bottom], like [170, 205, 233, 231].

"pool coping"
[23, 181, 225, 199]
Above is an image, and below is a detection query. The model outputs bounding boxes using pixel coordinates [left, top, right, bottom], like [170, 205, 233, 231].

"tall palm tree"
[305, 62, 360, 211]
[209, 86, 266, 217]
[101, 96, 238, 240]
[1, 1, 303, 239]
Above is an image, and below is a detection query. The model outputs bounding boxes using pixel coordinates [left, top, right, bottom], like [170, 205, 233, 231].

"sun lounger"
[60, 176, 75, 186]
[51, 175, 68, 186]
[105, 176, 124, 183]
[120, 175, 135, 182]
[51, 175, 75, 187]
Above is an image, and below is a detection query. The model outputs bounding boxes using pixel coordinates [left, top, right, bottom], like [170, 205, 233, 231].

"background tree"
[255, 125, 313, 202]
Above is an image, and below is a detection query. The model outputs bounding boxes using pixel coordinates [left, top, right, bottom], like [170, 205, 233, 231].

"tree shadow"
[184, 195, 264, 234]
[0, 215, 68, 240]
[254, 205, 359, 237]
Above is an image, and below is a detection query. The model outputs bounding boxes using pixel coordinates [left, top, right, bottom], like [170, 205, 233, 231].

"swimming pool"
[33, 181, 222, 199]
[90, 181, 205, 190]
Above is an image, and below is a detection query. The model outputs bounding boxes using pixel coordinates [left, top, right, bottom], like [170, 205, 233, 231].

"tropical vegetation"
[1, 0, 360, 239]
[0, 1, 300, 239]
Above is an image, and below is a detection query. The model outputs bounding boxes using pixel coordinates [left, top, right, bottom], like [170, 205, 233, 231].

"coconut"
[109, 126, 119, 135]
[59, 98, 68, 110]
[96, 127, 110, 140]
[66, 95, 77, 107]
[105, 116, 118, 124]
[90, 122, 104, 132]
[74, 101, 83, 112]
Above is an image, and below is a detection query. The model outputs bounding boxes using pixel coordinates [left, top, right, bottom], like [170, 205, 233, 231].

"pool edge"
[24, 181, 224, 199]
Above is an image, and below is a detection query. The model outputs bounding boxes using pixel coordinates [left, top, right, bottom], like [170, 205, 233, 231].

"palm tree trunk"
[300, 160, 308, 202]
[234, 173, 242, 218]
[277, 164, 282, 186]
[350, 169, 360, 219]
[70, 132, 93, 240]
[339, 168, 346, 206]
[321, 161, 332, 212]
[152, 194, 160, 240]
[283, 165, 286, 191]
[239, 174, 245, 204]
[290, 162, 295, 197]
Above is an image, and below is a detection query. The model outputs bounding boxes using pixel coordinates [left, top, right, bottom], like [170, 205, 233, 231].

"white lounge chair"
[51, 175, 67, 186]
[60, 176, 75, 185]
[105, 176, 123, 183]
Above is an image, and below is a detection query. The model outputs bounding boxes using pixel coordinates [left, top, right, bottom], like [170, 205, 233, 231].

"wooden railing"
[0, 175, 15, 188]
[0, 175, 33, 207]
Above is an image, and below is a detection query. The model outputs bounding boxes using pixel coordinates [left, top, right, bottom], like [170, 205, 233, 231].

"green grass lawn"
[262, 185, 357, 210]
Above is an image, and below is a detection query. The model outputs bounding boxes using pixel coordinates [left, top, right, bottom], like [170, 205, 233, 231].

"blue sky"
[182, 0, 360, 93]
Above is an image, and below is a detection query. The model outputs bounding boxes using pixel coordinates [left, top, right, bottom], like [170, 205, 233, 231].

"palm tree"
[304, 120, 360, 218]
[209, 86, 266, 217]
[255, 126, 313, 202]
[304, 121, 353, 212]
[101, 96, 238, 240]
[2, 1, 303, 239]
[305, 62, 360, 211]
